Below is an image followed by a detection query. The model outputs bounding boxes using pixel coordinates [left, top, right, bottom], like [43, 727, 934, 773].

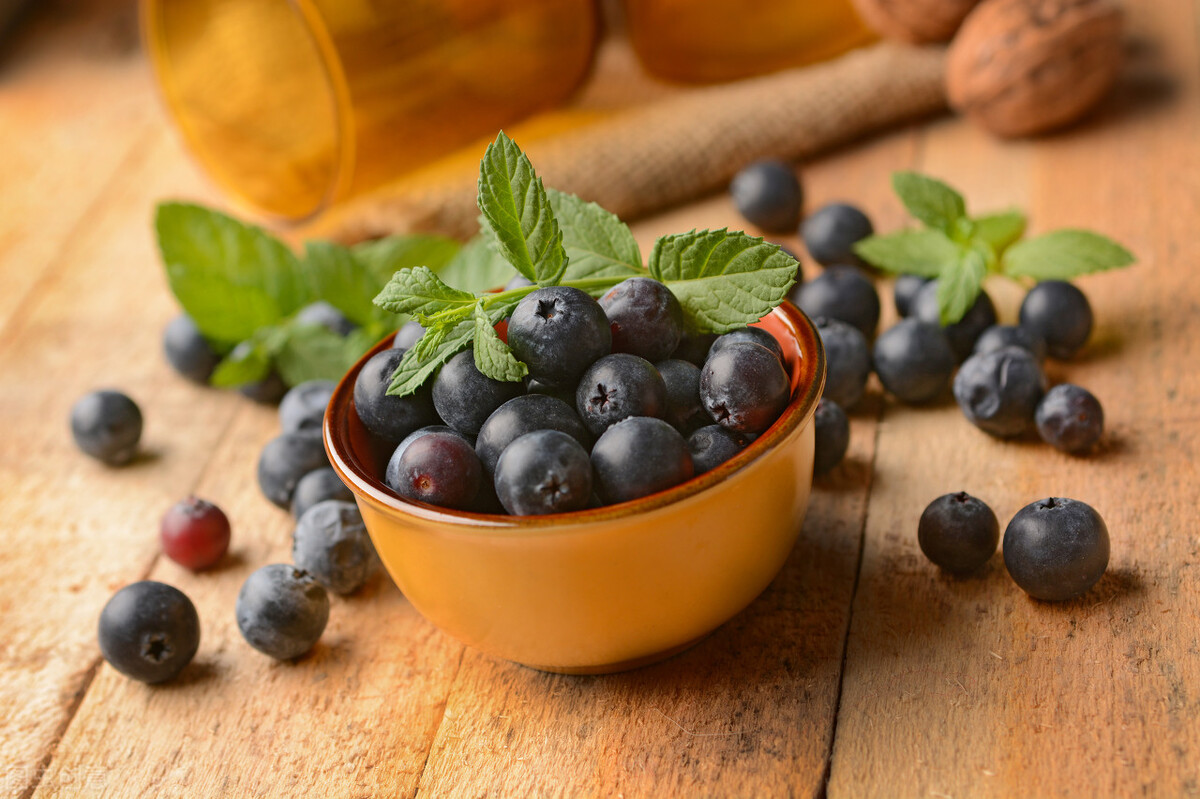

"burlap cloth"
[322, 42, 948, 243]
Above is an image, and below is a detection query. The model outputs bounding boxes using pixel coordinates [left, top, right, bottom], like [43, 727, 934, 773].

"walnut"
[851, 0, 980, 43]
[946, 0, 1125, 137]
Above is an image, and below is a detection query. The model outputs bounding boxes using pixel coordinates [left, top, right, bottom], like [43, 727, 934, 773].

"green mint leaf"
[547, 188, 644, 281]
[210, 340, 271, 388]
[936, 247, 987, 325]
[853, 229, 958, 277]
[472, 304, 527, 382]
[437, 236, 520, 294]
[373, 266, 477, 319]
[648, 229, 797, 333]
[1001, 229, 1135, 280]
[276, 324, 373, 387]
[387, 319, 474, 397]
[352, 234, 461, 286]
[970, 210, 1026, 256]
[892, 172, 967, 235]
[477, 131, 567, 285]
[303, 241, 389, 327]
[155, 202, 311, 343]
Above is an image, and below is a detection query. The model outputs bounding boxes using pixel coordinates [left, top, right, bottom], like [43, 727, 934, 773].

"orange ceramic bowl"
[324, 302, 825, 674]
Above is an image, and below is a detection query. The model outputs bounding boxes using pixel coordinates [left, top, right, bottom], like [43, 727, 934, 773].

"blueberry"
[385, 426, 474, 489]
[291, 467, 354, 520]
[236, 564, 330, 659]
[161, 495, 231, 571]
[279, 380, 336, 434]
[686, 424, 747, 474]
[814, 317, 870, 409]
[911, 282, 998, 363]
[591, 417, 694, 504]
[257, 432, 330, 509]
[238, 370, 289, 405]
[872, 319, 956, 404]
[431, 347, 524, 436]
[70, 389, 143, 466]
[353, 348, 440, 443]
[656, 359, 706, 434]
[1019, 281, 1093, 360]
[476, 395, 591, 477]
[1003, 497, 1110, 601]
[813, 398, 850, 476]
[917, 492, 999, 575]
[973, 324, 1047, 363]
[599, 277, 685, 362]
[671, 331, 719, 366]
[392, 320, 425, 350]
[707, 326, 785, 366]
[388, 430, 481, 510]
[292, 500, 378, 594]
[893, 275, 930, 318]
[790, 265, 880, 339]
[800, 203, 873, 268]
[494, 430, 593, 515]
[162, 314, 220, 384]
[576, 353, 668, 437]
[730, 160, 803, 233]
[98, 581, 200, 683]
[1036, 383, 1104, 453]
[295, 301, 355, 336]
[953, 346, 1046, 438]
[700, 341, 790, 435]
[507, 286, 612, 387]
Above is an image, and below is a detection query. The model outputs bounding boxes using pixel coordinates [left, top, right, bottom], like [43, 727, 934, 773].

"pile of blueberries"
[357, 276, 794, 515]
[731, 159, 1106, 481]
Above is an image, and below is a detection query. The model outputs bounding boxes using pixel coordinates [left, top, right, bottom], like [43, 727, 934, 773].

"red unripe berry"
[161, 496, 231, 570]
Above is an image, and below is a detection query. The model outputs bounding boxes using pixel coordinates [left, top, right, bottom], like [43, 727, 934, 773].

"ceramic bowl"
[324, 302, 825, 673]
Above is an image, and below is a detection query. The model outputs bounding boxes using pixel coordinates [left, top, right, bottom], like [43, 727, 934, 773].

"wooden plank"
[826, 1, 1200, 796]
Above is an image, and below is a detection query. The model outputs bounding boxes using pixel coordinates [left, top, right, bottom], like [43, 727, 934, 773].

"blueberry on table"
[506, 286, 612, 388]
[161, 496, 231, 571]
[801, 202, 874, 268]
[236, 564, 330, 660]
[892, 274, 930, 318]
[953, 346, 1046, 438]
[973, 324, 1047, 363]
[292, 500, 378, 595]
[392, 319, 425, 350]
[70, 389, 143, 466]
[872, 319, 956, 404]
[591, 417, 694, 504]
[813, 398, 850, 476]
[432, 347, 524, 436]
[700, 341, 790, 435]
[388, 430, 482, 510]
[918, 492, 999, 575]
[814, 316, 870, 410]
[353, 347, 440, 443]
[656, 359, 706, 434]
[98, 581, 200, 683]
[292, 467, 354, 520]
[279, 380, 336, 434]
[911, 281, 998, 363]
[790, 265, 880, 339]
[257, 431, 330, 509]
[1036, 383, 1104, 453]
[162, 314, 220, 384]
[730, 160, 803, 233]
[707, 326, 785, 366]
[599, 277, 685, 362]
[476, 395, 591, 477]
[576, 353, 668, 437]
[687, 425, 747, 475]
[295, 300, 356, 336]
[1003, 497, 1110, 601]
[494, 430, 594, 515]
[1019, 280, 1094, 360]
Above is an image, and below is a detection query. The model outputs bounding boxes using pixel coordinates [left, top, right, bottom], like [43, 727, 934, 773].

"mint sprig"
[853, 171, 1134, 324]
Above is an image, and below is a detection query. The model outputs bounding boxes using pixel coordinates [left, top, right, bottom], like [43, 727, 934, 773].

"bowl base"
[516, 633, 710, 675]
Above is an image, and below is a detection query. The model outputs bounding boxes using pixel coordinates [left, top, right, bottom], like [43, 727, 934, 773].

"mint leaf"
[853, 229, 958, 277]
[648, 229, 797, 333]
[210, 340, 271, 388]
[437, 236, 519, 294]
[892, 172, 967, 235]
[352, 234, 460, 286]
[155, 202, 311, 342]
[477, 131, 567, 285]
[472, 304, 527, 382]
[971, 211, 1026, 256]
[387, 320, 474, 396]
[276, 324, 372, 387]
[936, 247, 987, 325]
[547, 189, 644, 281]
[373, 267, 477, 319]
[304, 241, 389, 327]
[1001, 229, 1135, 280]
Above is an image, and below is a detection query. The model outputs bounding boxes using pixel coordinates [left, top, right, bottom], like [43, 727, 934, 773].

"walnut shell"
[946, 0, 1125, 137]
[851, 0, 980, 44]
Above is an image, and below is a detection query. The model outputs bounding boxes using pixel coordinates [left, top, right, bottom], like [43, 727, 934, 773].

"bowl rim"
[324, 301, 825, 535]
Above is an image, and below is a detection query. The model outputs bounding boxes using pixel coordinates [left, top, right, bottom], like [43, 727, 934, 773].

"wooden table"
[2, 1, 1198, 796]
